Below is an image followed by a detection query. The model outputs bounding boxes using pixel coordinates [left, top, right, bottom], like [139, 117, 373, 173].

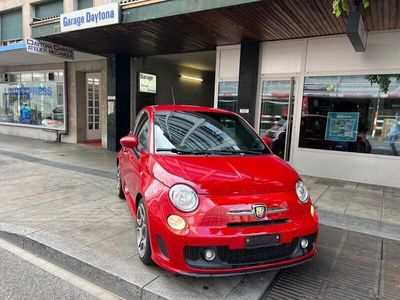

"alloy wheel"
[136, 204, 148, 258]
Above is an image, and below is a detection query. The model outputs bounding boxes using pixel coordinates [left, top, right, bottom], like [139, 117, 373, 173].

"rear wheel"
[116, 164, 125, 199]
[136, 199, 152, 264]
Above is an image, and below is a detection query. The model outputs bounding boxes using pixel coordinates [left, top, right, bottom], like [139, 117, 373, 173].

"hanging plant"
[332, 0, 370, 17]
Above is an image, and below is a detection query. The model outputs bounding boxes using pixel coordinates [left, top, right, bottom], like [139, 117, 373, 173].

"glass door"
[86, 73, 101, 140]
[259, 79, 296, 161]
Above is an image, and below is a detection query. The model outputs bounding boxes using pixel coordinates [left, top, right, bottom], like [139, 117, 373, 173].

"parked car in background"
[117, 105, 318, 276]
[264, 114, 372, 158]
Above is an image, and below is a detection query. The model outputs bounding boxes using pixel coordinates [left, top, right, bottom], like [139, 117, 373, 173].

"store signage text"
[139, 73, 157, 94]
[26, 39, 74, 60]
[3, 86, 53, 96]
[60, 3, 120, 32]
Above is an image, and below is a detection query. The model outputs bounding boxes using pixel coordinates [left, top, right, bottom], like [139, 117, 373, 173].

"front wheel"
[136, 199, 152, 264]
[116, 164, 125, 200]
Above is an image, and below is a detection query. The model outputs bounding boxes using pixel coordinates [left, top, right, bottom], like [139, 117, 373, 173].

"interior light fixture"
[180, 75, 203, 82]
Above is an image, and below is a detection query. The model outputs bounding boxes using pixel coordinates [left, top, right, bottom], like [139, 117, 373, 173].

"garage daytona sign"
[60, 2, 120, 33]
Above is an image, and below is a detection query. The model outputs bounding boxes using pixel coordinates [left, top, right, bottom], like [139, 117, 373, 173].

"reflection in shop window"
[0, 71, 65, 129]
[300, 75, 400, 156]
[259, 80, 293, 137]
[217, 81, 238, 113]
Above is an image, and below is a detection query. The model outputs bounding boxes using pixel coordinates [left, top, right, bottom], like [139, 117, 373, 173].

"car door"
[124, 112, 150, 202]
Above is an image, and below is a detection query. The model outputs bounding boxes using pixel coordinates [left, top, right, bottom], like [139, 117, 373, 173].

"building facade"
[1, 0, 400, 188]
[0, 0, 107, 146]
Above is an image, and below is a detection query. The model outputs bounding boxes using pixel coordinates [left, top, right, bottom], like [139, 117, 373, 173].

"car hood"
[150, 154, 299, 195]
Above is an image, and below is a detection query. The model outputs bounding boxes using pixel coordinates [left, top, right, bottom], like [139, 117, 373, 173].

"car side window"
[134, 113, 149, 152]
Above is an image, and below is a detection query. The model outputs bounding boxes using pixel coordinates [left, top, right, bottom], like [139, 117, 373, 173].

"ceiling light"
[180, 75, 203, 82]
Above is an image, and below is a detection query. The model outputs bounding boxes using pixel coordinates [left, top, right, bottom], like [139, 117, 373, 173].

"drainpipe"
[57, 61, 70, 142]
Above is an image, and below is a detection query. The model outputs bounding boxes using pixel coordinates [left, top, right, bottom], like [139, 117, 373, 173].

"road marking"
[0, 238, 122, 300]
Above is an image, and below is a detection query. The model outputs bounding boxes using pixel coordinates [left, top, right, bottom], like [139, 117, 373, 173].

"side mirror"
[262, 137, 273, 148]
[120, 135, 138, 148]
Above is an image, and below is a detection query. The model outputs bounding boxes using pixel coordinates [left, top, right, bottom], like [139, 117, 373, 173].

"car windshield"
[154, 111, 270, 155]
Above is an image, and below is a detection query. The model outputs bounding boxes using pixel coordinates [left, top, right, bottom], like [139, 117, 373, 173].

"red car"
[117, 105, 318, 276]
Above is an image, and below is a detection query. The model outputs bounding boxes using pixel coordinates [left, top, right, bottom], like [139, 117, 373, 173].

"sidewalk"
[0, 134, 399, 299]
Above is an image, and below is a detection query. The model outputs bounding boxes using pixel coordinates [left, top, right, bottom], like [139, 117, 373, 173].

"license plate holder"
[245, 233, 280, 248]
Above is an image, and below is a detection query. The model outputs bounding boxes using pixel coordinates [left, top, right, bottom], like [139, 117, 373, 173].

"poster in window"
[325, 112, 359, 142]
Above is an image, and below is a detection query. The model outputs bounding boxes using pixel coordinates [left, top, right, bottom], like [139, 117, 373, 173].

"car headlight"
[169, 184, 199, 212]
[296, 180, 309, 204]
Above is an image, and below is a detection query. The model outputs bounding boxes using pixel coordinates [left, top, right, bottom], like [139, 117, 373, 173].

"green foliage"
[332, 0, 370, 17]
[365, 74, 400, 93]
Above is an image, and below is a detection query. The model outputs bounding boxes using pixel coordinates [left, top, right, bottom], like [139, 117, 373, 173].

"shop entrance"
[130, 51, 216, 128]
[259, 78, 296, 161]
[86, 73, 101, 141]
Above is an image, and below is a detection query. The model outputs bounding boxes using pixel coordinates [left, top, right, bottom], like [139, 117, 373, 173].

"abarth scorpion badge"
[253, 204, 266, 220]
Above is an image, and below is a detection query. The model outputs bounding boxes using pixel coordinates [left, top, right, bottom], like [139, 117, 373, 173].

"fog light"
[300, 238, 309, 249]
[310, 204, 315, 216]
[167, 215, 187, 231]
[203, 249, 216, 261]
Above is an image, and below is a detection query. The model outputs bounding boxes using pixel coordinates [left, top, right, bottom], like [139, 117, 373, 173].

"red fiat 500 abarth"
[117, 105, 318, 276]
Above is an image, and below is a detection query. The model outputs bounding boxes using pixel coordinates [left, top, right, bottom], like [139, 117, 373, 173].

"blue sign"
[4, 86, 52, 96]
[325, 112, 359, 142]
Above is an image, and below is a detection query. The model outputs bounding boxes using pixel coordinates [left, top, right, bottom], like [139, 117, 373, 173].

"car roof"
[146, 105, 235, 115]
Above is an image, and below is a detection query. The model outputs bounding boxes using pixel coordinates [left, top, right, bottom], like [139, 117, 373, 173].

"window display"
[0, 71, 65, 129]
[300, 75, 400, 156]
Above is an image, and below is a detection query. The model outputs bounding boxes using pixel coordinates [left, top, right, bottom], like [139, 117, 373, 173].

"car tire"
[136, 199, 153, 265]
[116, 164, 125, 200]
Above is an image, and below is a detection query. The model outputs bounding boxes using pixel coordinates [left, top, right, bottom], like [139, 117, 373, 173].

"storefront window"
[300, 74, 400, 156]
[0, 71, 65, 129]
[217, 81, 238, 113]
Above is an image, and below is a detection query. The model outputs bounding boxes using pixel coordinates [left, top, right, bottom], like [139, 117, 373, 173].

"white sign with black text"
[139, 73, 157, 94]
[60, 2, 120, 33]
[25, 39, 74, 60]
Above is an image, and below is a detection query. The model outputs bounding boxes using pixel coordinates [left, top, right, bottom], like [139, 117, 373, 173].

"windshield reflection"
[154, 111, 269, 155]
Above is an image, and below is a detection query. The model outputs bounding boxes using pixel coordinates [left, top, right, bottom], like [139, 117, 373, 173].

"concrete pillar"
[107, 54, 131, 152]
[64, 0, 78, 13]
[22, 1, 34, 39]
[93, 0, 109, 6]
[237, 42, 260, 127]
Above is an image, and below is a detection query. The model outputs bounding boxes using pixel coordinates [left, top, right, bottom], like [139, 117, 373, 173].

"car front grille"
[184, 233, 317, 269]
[217, 239, 298, 264]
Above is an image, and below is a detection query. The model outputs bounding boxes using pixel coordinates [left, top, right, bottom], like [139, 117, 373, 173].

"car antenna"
[170, 86, 176, 105]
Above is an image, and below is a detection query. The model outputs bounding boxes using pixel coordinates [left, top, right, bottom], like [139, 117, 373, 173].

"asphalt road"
[0, 245, 97, 300]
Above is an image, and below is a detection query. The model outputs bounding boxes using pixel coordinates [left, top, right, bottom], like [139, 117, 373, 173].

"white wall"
[213, 45, 240, 108]
[215, 30, 400, 188]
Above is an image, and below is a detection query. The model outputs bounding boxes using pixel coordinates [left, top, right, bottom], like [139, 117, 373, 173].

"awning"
[31, 0, 400, 57]
[0, 43, 103, 67]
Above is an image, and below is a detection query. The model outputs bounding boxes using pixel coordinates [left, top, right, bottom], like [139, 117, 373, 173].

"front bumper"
[145, 182, 319, 275]
[184, 233, 317, 271]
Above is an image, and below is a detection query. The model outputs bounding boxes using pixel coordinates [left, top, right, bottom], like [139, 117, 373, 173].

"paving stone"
[142, 273, 244, 299]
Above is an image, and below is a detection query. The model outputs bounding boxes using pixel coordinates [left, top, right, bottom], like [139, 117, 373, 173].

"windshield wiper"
[156, 148, 213, 155]
[208, 149, 264, 155]
[156, 148, 264, 156]
[156, 148, 264, 155]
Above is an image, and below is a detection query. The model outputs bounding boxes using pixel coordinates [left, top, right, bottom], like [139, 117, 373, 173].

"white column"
[22, 1, 34, 39]
[64, 0, 78, 13]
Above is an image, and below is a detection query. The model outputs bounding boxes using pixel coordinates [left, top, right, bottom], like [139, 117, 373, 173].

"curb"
[0, 222, 161, 300]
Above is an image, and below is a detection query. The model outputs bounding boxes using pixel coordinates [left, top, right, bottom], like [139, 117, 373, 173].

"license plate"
[245, 234, 280, 248]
